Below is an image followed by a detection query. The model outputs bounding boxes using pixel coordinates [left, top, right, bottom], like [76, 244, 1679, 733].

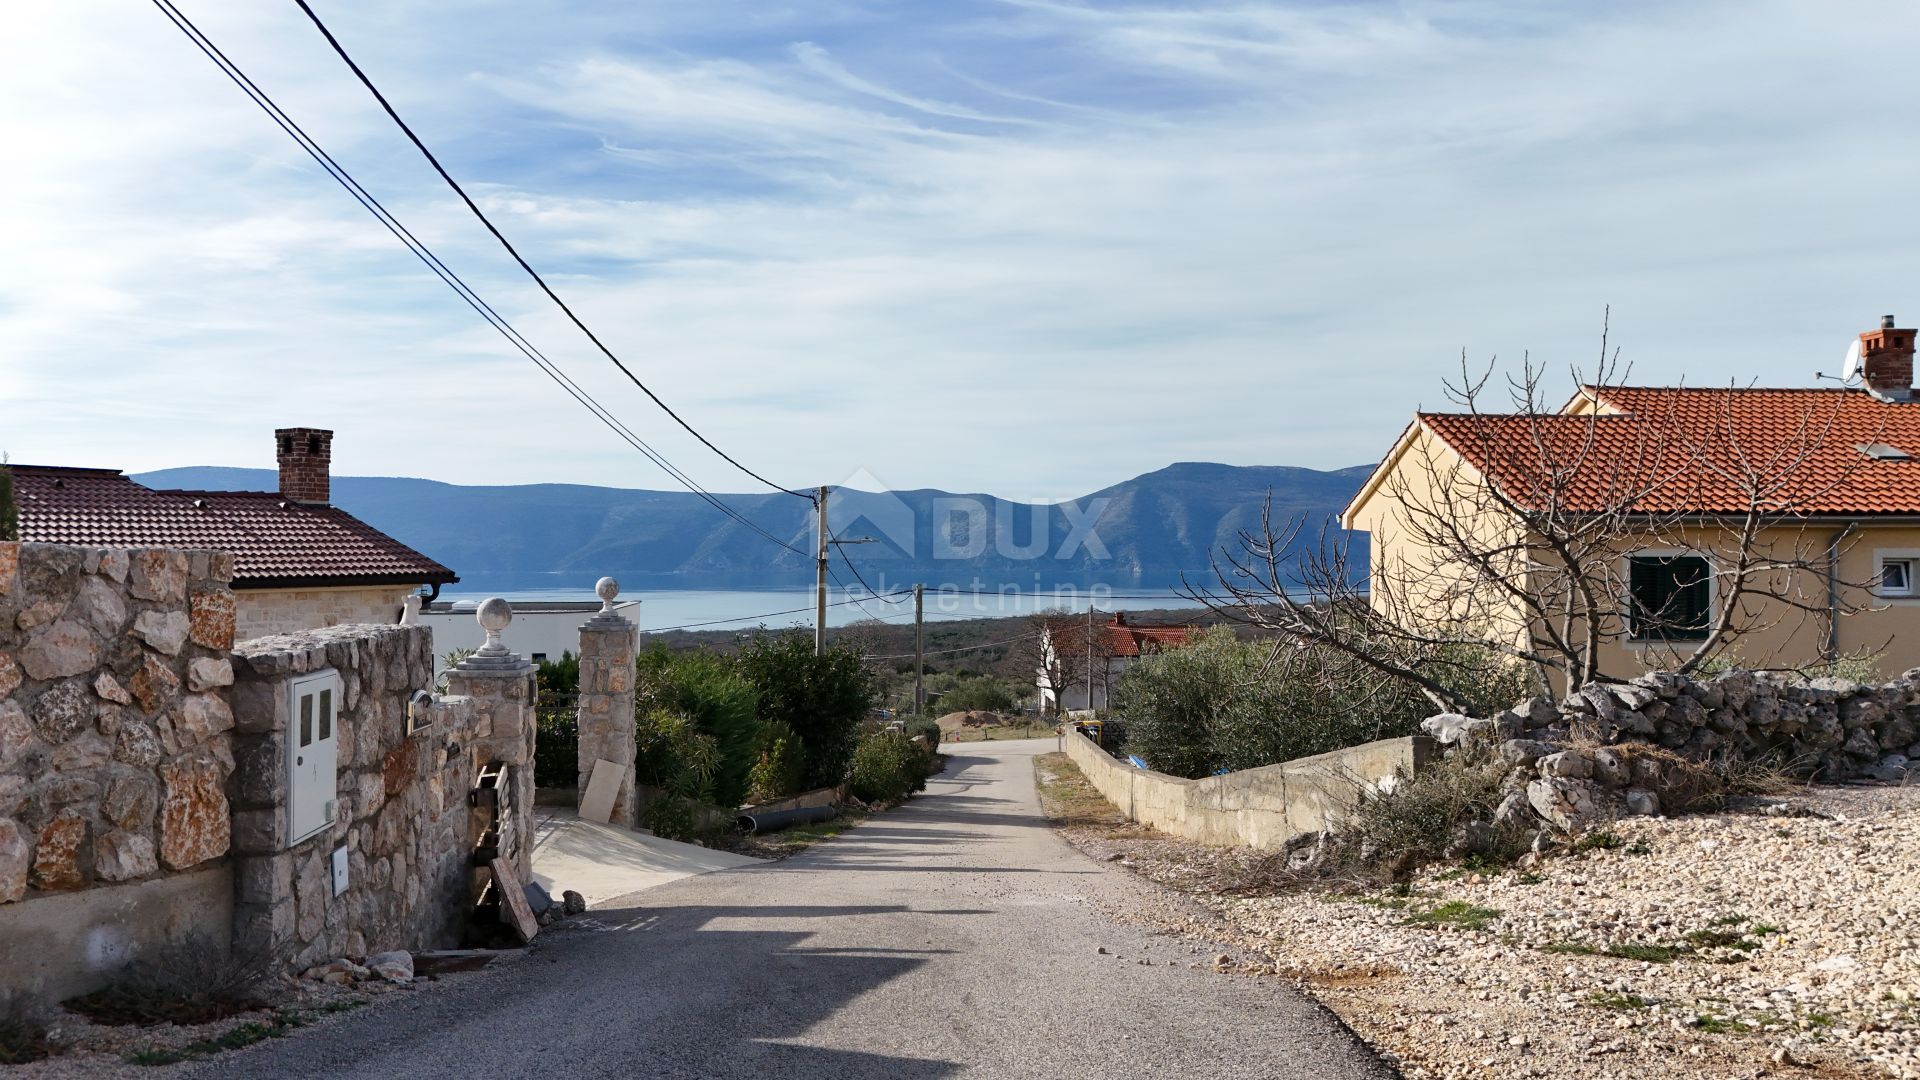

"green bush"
[0, 465, 15, 544]
[930, 674, 1016, 714]
[1112, 628, 1525, 778]
[739, 632, 873, 790]
[904, 717, 942, 750]
[633, 709, 720, 801]
[532, 651, 581, 789]
[747, 721, 806, 803]
[637, 647, 760, 807]
[643, 793, 700, 843]
[848, 730, 928, 804]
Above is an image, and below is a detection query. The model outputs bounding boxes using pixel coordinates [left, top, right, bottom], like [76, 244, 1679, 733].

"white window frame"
[1873, 549, 1920, 602]
[1621, 547, 1715, 649]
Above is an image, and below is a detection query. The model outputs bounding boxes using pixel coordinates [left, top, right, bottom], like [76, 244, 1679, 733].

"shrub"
[1112, 628, 1525, 778]
[637, 647, 760, 807]
[904, 717, 942, 751]
[739, 632, 873, 790]
[747, 721, 806, 803]
[931, 675, 1016, 715]
[848, 730, 928, 805]
[643, 793, 700, 842]
[0, 998, 54, 1065]
[0, 464, 14, 544]
[532, 651, 581, 789]
[633, 709, 719, 802]
[1341, 751, 1522, 881]
[64, 938, 269, 1027]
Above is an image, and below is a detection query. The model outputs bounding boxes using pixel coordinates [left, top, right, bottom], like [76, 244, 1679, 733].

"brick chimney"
[275, 427, 333, 504]
[1859, 315, 1915, 402]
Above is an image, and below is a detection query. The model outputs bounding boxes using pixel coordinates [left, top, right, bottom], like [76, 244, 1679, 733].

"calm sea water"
[437, 585, 1204, 633]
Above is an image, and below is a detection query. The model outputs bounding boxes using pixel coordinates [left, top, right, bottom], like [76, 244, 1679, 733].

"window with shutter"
[1628, 554, 1710, 641]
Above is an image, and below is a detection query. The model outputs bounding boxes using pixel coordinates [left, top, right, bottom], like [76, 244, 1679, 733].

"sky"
[4, 1, 1920, 503]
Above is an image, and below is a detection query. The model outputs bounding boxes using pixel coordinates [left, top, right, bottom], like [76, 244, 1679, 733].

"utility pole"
[914, 583, 925, 715]
[815, 485, 829, 655]
[1085, 602, 1095, 713]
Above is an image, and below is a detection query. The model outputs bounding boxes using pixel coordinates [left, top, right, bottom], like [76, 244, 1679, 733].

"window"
[1881, 557, 1916, 598]
[1629, 554, 1710, 641]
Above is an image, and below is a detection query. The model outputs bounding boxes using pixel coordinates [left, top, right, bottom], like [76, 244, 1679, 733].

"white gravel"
[1055, 772, 1920, 1080]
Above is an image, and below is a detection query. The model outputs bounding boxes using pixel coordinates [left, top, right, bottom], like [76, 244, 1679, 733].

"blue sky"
[5, 1, 1920, 500]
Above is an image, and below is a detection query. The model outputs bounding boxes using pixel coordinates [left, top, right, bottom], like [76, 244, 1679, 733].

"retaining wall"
[1062, 729, 1437, 849]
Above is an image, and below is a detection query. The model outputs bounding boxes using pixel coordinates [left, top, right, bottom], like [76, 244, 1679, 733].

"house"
[1038, 611, 1198, 713]
[423, 598, 640, 672]
[12, 427, 457, 640]
[1341, 316, 1920, 686]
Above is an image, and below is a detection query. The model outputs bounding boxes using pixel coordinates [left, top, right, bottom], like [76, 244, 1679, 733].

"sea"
[437, 584, 1204, 633]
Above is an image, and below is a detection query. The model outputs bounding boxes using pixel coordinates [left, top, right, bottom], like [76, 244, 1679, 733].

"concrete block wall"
[1063, 728, 1436, 849]
[229, 624, 484, 971]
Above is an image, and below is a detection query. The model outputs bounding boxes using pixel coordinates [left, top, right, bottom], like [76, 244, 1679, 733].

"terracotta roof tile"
[9, 465, 457, 589]
[1418, 386, 1920, 517]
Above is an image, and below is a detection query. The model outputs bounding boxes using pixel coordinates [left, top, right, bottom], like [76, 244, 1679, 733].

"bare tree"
[1189, 337, 1881, 708]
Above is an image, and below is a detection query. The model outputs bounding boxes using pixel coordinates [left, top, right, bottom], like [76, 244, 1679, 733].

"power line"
[835, 545, 909, 605]
[292, 0, 811, 503]
[148, 0, 806, 559]
[644, 589, 912, 633]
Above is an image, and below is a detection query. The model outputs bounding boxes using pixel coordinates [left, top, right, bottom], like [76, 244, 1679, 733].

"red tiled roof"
[1103, 614, 1198, 657]
[1417, 386, 1920, 516]
[9, 465, 457, 589]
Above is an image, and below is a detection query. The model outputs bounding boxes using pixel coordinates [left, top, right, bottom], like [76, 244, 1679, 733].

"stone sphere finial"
[595, 576, 620, 613]
[475, 597, 513, 654]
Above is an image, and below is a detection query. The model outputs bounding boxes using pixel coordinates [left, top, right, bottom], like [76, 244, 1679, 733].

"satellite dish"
[1842, 337, 1864, 383]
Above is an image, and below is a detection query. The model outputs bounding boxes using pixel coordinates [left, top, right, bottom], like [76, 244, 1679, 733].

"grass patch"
[1542, 940, 1690, 963]
[124, 1007, 335, 1067]
[730, 809, 871, 860]
[1574, 829, 1625, 852]
[1684, 928, 1760, 951]
[945, 721, 1054, 743]
[1513, 871, 1545, 885]
[1750, 922, 1783, 937]
[1588, 991, 1655, 1011]
[1692, 1014, 1742, 1034]
[1403, 900, 1501, 931]
[1033, 753, 1129, 830]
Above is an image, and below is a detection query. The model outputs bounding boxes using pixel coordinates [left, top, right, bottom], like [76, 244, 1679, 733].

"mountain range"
[131, 462, 1373, 594]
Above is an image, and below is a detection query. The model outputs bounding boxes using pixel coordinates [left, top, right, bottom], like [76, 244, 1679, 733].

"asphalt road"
[198, 739, 1391, 1079]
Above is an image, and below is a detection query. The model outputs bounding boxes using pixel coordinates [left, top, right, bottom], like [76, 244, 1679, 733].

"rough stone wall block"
[574, 578, 637, 830]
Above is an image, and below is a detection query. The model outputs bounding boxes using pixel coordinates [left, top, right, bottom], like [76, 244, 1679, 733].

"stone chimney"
[275, 427, 333, 504]
[1859, 315, 1915, 402]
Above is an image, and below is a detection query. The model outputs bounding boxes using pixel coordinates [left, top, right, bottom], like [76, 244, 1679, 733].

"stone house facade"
[10, 427, 457, 642]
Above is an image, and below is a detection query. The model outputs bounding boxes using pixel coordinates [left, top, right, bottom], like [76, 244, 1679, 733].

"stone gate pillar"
[443, 599, 536, 880]
[576, 577, 638, 829]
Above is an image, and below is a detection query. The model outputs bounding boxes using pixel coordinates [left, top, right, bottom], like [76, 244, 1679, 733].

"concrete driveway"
[195, 739, 1391, 1079]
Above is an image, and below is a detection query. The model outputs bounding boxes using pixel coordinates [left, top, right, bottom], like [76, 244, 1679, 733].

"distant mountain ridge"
[132, 462, 1373, 593]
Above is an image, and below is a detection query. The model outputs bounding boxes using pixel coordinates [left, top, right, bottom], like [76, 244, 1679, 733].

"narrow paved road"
[201, 739, 1390, 1079]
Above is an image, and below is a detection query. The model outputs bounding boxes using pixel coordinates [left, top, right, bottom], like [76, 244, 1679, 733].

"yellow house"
[1341, 317, 1920, 688]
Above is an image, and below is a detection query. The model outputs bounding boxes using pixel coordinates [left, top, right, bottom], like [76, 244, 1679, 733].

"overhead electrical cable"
[291, 0, 812, 503]
[865, 632, 1042, 660]
[644, 589, 913, 633]
[835, 545, 910, 605]
[149, 0, 806, 558]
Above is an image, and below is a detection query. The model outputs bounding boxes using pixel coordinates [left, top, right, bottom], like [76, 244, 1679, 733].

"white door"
[287, 671, 340, 845]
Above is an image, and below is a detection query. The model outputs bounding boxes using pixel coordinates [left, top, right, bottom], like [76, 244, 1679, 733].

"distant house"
[1038, 611, 1198, 713]
[13, 427, 456, 640]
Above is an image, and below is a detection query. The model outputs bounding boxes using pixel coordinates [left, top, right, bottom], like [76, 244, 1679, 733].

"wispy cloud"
[4, 0, 1919, 501]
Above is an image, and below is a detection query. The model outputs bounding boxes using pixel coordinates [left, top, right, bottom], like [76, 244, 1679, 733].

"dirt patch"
[1038, 754, 1920, 1080]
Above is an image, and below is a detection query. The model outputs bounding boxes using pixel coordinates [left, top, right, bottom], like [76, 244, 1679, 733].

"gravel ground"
[1041, 756, 1920, 1080]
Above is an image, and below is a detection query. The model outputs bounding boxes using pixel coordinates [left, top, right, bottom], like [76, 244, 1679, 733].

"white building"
[424, 599, 640, 671]
[1037, 611, 1197, 714]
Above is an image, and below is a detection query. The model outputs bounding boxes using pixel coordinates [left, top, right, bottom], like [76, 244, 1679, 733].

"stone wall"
[1063, 728, 1438, 849]
[234, 585, 413, 642]
[574, 595, 637, 828]
[1423, 669, 1920, 833]
[0, 542, 238, 904]
[229, 625, 488, 971]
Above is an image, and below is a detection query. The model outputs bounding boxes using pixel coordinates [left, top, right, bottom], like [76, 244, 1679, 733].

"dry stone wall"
[229, 624, 487, 971]
[0, 542, 237, 903]
[1423, 668, 1920, 833]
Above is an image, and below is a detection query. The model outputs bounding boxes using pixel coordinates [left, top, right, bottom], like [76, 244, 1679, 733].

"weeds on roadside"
[124, 1004, 363, 1067]
[1588, 991, 1655, 1011]
[0, 999, 59, 1065]
[1542, 940, 1690, 963]
[66, 938, 272, 1027]
[1403, 901, 1501, 931]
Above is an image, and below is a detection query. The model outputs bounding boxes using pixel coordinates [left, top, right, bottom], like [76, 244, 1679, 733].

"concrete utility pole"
[914, 583, 925, 715]
[815, 485, 830, 655]
[1085, 603, 1095, 713]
